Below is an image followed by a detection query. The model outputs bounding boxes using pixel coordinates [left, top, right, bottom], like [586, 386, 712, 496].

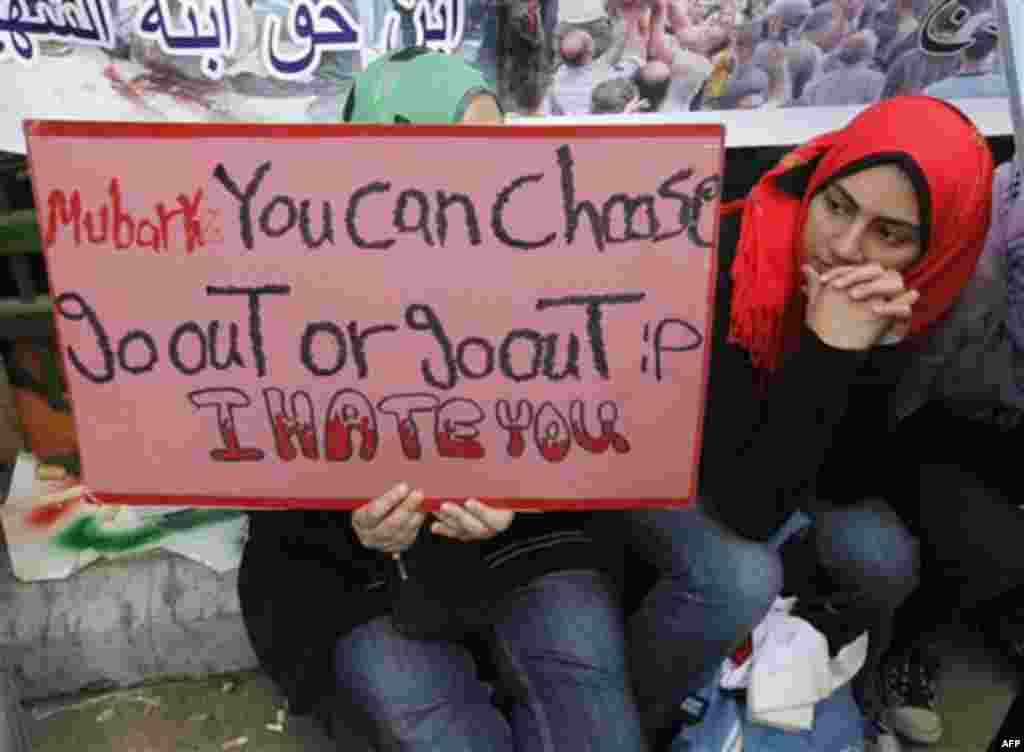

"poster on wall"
[2, 0, 1014, 151]
[24, 120, 723, 510]
[0, 0, 478, 154]
[503, 0, 1012, 145]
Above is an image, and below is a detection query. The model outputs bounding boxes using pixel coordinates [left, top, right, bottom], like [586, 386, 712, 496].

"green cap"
[342, 47, 498, 124]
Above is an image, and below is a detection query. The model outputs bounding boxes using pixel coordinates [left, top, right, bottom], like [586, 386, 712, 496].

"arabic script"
[5, 0, 468, 79]
[260, 0, 360, 80]
[1, 0, 115, 64]
[134, 0, 238, 79]
[380, 0, 464, 54]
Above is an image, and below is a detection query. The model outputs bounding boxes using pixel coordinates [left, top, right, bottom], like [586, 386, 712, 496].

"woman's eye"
[877, 224, 910, 246]
[825, 195, 851, 217]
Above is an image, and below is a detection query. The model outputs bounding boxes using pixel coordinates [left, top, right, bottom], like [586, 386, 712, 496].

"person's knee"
[334, 619, 406, 704]
[816, 499, 919, 602]
[724, 539, 784, 617]
[656, 511, 783, 616]
[335, 618, 470, 708]
[336, 620, 509, 746]
[498, 571, 632, 689]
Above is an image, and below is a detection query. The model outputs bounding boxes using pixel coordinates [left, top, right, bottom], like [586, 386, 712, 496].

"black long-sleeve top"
[698, 210, 914, 541]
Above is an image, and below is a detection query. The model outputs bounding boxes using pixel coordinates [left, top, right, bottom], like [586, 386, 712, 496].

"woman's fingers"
[465, 500, 515, 533]
[351, 484, 426, 553]
[822, 264, 905, 298]
[430, 500, 516, 541]
[430, 518, 463, 539]
[397, 507, 427, 539]
[354, 482, 410, 530]
[820, 263, 884, 287]
[436, 502, 491, 539]
[355, 490, 516, 548]
[380, 490, 425, 536]
[805, 263, 917, 351]
[845, 272, 906, 301]
[873, 294, 915, 345]
[818, 263, 913, 314]
[870, 288, 919, 318]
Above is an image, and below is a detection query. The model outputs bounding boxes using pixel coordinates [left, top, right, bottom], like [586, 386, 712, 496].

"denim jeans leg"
[812, 498, 920, 714]
[593, 506, 783, 711]
[490, 570, 647, 752]
[335, 616, 515, 752]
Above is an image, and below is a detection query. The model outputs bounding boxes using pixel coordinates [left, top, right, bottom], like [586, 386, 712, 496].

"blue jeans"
[809, 499, 919, 651]
[594, 505, 783, 715]
[596, 498, 917, 727]
[334, 569, 647, 752]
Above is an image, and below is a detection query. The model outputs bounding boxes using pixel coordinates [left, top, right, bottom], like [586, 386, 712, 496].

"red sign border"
[24, 119, 725, 511]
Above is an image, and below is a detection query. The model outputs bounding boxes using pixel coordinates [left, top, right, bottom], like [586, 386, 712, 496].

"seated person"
[238, 48, 647, 752]
[587, 95, 995, 750]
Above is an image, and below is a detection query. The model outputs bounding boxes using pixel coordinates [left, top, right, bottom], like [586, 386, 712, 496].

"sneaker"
[866, 716, 902, 752]
[881, 646, 944, 744]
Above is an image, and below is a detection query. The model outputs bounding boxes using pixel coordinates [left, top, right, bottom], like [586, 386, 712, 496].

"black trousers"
[889, 402, 1024, 649]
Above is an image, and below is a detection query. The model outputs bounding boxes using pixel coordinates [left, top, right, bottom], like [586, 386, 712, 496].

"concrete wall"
[0, 542, 257, 702]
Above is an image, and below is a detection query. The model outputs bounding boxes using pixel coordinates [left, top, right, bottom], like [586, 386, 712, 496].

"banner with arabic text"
[2, 0, 475, 153]
[4, 0, 1015, 152]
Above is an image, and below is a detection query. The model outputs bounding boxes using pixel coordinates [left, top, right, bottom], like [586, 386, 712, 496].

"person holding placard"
[590, 95, 995, 748]
[237, 47, 648, 752]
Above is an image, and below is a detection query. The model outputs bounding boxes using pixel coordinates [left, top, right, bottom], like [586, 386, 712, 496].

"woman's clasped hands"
[803, 262, 920, 350]
[351, 483, 516, 554]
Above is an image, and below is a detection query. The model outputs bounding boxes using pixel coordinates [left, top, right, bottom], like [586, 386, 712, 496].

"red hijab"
[724, 96, 994, 373]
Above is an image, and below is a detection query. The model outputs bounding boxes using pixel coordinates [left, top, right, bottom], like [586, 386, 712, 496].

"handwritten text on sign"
[25, 123, 723, 509]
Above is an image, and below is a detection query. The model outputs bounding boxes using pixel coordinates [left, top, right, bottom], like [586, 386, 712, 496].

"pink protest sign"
[24, 121, 723, 511]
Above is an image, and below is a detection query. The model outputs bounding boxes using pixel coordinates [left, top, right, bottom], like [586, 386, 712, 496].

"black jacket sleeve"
[237, 510, 390, 714]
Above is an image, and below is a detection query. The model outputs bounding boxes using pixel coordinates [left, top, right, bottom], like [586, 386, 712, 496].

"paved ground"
[26, 671, 335, 752]
[914, 624, 1018, 752]
[23, 622, 1021, 752]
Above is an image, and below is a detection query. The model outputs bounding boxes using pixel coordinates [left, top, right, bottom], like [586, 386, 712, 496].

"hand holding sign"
[351, 482, 426, 554]
[431, 500, 515, 541]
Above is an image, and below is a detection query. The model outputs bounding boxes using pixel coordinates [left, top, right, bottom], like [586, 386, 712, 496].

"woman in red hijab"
[596, 95, 995, 749]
